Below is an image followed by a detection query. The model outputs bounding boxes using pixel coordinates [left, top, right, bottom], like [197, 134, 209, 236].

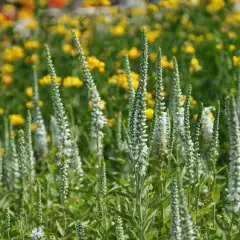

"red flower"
[48, 0, 65, 9]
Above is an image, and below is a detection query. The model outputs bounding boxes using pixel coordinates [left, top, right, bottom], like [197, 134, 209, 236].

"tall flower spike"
[45, 44, 71, 205]
[72, 137, 84, 181]
[72, 30, 106, 156]
[9, 123, 20, 189]
[36, 184, 43, 227]
[76, 221, 85, 240]
[170, 180, 182, 240]
[25, 110, 35, 182]
[170, 57, 182, 119]
[128, 29, 149, 177]
[125, 54, 135, 132]
[2, 118, 11, 190]
[4, 207, 11, 236]
[50, 116, 61, 147]
[33, 66, 48, 159]
[209, 101, 220, 163]
[237, 62, 240, 120]
[225, 96, 240, 212]
[0, 141, 2, 186]
[193, 103, 203, 178]
[18, 130, 27, 181]
[152, 48, 169, 157]
[98, 159, 107, 220]
[115, 205, 125, 240]
[178, 181, 195, 240]
[183, 85, 195, 184]
[116, 112, 123, 150]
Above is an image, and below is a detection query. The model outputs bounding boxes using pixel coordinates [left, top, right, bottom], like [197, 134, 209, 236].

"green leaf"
[56, 220, 65, 237]
[211, 185, 220, 202]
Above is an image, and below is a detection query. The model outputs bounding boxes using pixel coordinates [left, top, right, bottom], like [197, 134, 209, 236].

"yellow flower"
[39, 75, 61, 85]
[183, 45, 195, 54]
[108, 118, 115, 127]
[99, 100, 106, 110]
[87, 56, 105, 72]
[26, 100, 44, 109]
[148, 3, 159, 13]
[147, 30, 161, 43]
[149, 52, 157, 62]
[229, 44, 236, 52]
[2, 75, 13, 85]
[110, 25, 125, 37]
[31, 123, 37, 131]
[206, 0, 225, 12]
[228, 31, 238, 40]
[24, 40, 40, 49]
[3, 46, 24, 62]
[146, 108, 154, 120]
[128, 47, 141, 59]
[25, 87, 33, 97]
[62, 76, 83, 88]
[0, 108, 4, 115]
[215, 42, 223, 50]
[233, 56, 240, 67]
[10, 114, 25, 126]
[26, 54, 39, 64]
[1, 64, 14, 74]
[62, 44, 74, 55]
[189, 57, 202, 73]
[27, 20, 38, 29]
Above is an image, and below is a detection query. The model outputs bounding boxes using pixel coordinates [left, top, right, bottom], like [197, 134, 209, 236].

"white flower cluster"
[202, 107, 215, 143]
[30, 227, 44, 240]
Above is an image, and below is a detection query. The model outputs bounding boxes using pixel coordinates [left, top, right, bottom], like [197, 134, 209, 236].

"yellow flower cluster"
[82, 0, 110, 7]
[62, 44, 75, 55]
[3, 46, 24, 62]
[62, 76, 83, 88]
[39, 75, 61, 85]
[108, 71, 139, 90]
[128, 47, 141, 59]
[161, 56, 173, 69]
[180, 95, 197, 105]
[26, 100, 44, 109]
[10, 114, 25, 126]
[1, 64, 14, 74]
[182, 43, 195, 54]
[146, 108, 154, 120]
[24, 40, 41, 49]
[110, 25, 125, 37]
[233, 56, 240, 67]
[206, 0, 225, 13]
[25, 87, 33, 97]
[87, 56, 105, 72]
[147, 30, 161, 43]
[25, 54, 39, 64]
[189, 57, 202, 73]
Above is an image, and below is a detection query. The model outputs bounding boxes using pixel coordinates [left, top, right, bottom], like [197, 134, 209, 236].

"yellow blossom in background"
[149, 52, 157, 62]
[24, 40, 40, 49]
[17, 8, 34, 19]
[26, 100, 44, 109]
[1, 64, 14, 74]
[10, 114, 25, 126]
[49, 24, 67, 35]
[161, 56, 173, 69]
[110, 25, 125, 37]
[3, 46, 24, 62]
[128, 47, 141, 59]
[233, 56, 240, 67]
[39, 75, 61, 85]
[146, 108, 154, 120]
[148, 3, 159, 13]
[0, 108, 4, 115]
[228, 31, 238, 39]
[63, 76, 83, 88]
[87, 56, 105, 72]
[2, 75, 13, 85]
[108, 118, 115, 127]
[25, 54, 39, 64]
[189, 57, 202, 73]
[62, 44, 75, 55]
[25, 87, 33, 97]
[31, 123, 37, 131]
[229, 44, 236, 52]
[206, 0, 225, 12]
[27, 19, 38, 29]
[215, 42, 223, 50]
[147, 30, 161, 43]
[82, 0, 110, 7]
[183, 44, 195, 54]
[193, 114, 198, 120]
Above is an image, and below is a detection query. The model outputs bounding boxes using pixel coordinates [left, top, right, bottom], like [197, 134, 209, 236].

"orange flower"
[48, 0, 65, 8]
